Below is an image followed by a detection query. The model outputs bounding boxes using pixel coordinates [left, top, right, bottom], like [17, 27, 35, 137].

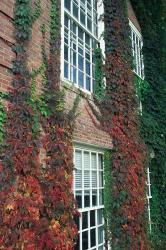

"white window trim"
[61, 0, 105, 94]
[129, 19, 144, 79]
[73, 144, 105, 250]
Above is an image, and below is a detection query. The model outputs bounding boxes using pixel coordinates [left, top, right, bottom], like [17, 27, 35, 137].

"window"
[74, 146, 105, 250]
[129, 21, 144, 79]
[146, 167, 152, 232]
[63, 0, 98, 92]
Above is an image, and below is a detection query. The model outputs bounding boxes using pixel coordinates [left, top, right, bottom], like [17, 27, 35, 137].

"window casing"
[62, 0, 98, 92]
[74, 146, 105, 250]
[129, 20, 144, 79]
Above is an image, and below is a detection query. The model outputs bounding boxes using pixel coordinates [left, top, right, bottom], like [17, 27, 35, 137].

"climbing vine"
[88, 0, 148, 249]
[0, 0, 80, 249]
[94, 46, 105, 100]
[131, 1, 166, 248]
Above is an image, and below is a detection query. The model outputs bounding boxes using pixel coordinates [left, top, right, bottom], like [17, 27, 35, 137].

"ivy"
[94, 46, 105, 100]
[0, 99, 6, 145]
[131, 1, 166, 248]
[90, 0, 148, 248]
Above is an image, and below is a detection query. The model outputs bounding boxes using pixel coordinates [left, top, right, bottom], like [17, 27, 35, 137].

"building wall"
[0, 0, 141, 151]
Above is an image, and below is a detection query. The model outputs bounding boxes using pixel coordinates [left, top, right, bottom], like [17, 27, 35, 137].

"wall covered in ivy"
[131, 0, 166, 249]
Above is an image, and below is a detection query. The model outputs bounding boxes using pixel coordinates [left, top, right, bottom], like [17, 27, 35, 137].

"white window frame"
[146, 166, 152, 232]
[129, 20, 144, 79]
[61, 0, 104, 94]
[73, 144, 105, 250]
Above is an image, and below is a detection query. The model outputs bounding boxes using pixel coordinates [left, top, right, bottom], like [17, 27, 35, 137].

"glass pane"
[73, 3, 78, 18]
[91, 153, 97, 169]
[64, 62, 68, 78]
[99, 171, 103, 187]
[78, 27, 84, 40]
[73, 67, 77, 83]
[82, 211, 88, 229]
[84, 151, 90, 169]
[90, 210, 95, 227]
[80, 10, 85, 25]
[87, 18, 92, 31]
[65, 15, 69, 27]
[84, 170, 90, 188]
[97, 209, 103, 225]
[86, 61, 91, 75]
[65, 0, 71, 11]
[64, 45, 68, 61]
[99, 189, 104, 205]
[98, 154, 103, 169]
[92, 190, 97, 206]
[98, 226, 104, 244]
[86, 76, 91, 91]
[92, 171, 97, 188]
[75, 169, 82, 188]
[76, 191, 82, 208]
[84, 190, 90, 207]
[91, 228, 96, 247]
[75, 150, 82, 169]
[78, 71, 84, 87]
[82, 231, 88, 250]
[78, 55, 84, 70]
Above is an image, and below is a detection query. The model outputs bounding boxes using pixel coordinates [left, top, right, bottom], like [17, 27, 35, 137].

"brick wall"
[0, 0, 141, 151]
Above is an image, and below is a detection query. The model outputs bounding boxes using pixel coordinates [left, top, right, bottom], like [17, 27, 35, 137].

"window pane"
[78, 71, 84, 87]
[80, 10, 85, 25]
[91, 153, 97, 169]
[64, 62, 68, 78]
[97, 209, 103, 225]
[84, 170, 90, 188]
[64, 45, 68, 61]
[92, 171, 97, 187]
[82, 211, 88, 229]
[98, 226, 104, 244]
[92, 190, 97, 206]
[82, 231, 88, 250]
[75, 169, 82, 188]
[73, 3, 78, 18]
[78, 55, 84, 70]
[65, 0, 71, 11]
[86, 76, 91, 91]
[90, 210, 95, 227]
[76, 191, 82, 208]
[91, 229, 96, 247]
[84, 190, 90, 207]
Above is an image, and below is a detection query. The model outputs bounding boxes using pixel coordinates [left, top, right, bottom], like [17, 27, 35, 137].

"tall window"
[63, 0, 98, 92]
[129, 21, 144, 79]
[74, 146, 105, 250]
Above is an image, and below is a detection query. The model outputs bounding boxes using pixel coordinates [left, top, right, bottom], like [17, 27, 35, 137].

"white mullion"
[97, 153, 99, 206]
[83, 31, 86, 90]
[88, 211, 91, 249]
[90, 151, 92, 208]
[68, 17, 71, 81]
[76, 25, 79, 87]
[95, 209, 98, 248]
[73, 149, 76, 196]
[61, 0, 65, 81]
[90, 38, 93, 92]
[82, 149, 84, 209]
[80, 213, 83, 250]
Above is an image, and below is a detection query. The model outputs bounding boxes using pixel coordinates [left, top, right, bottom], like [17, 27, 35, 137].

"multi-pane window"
[146, 167, 152, 232]
[74, 147, 105, 250]
[63, 0, 98, 92]
[129, 21, 144, 79]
